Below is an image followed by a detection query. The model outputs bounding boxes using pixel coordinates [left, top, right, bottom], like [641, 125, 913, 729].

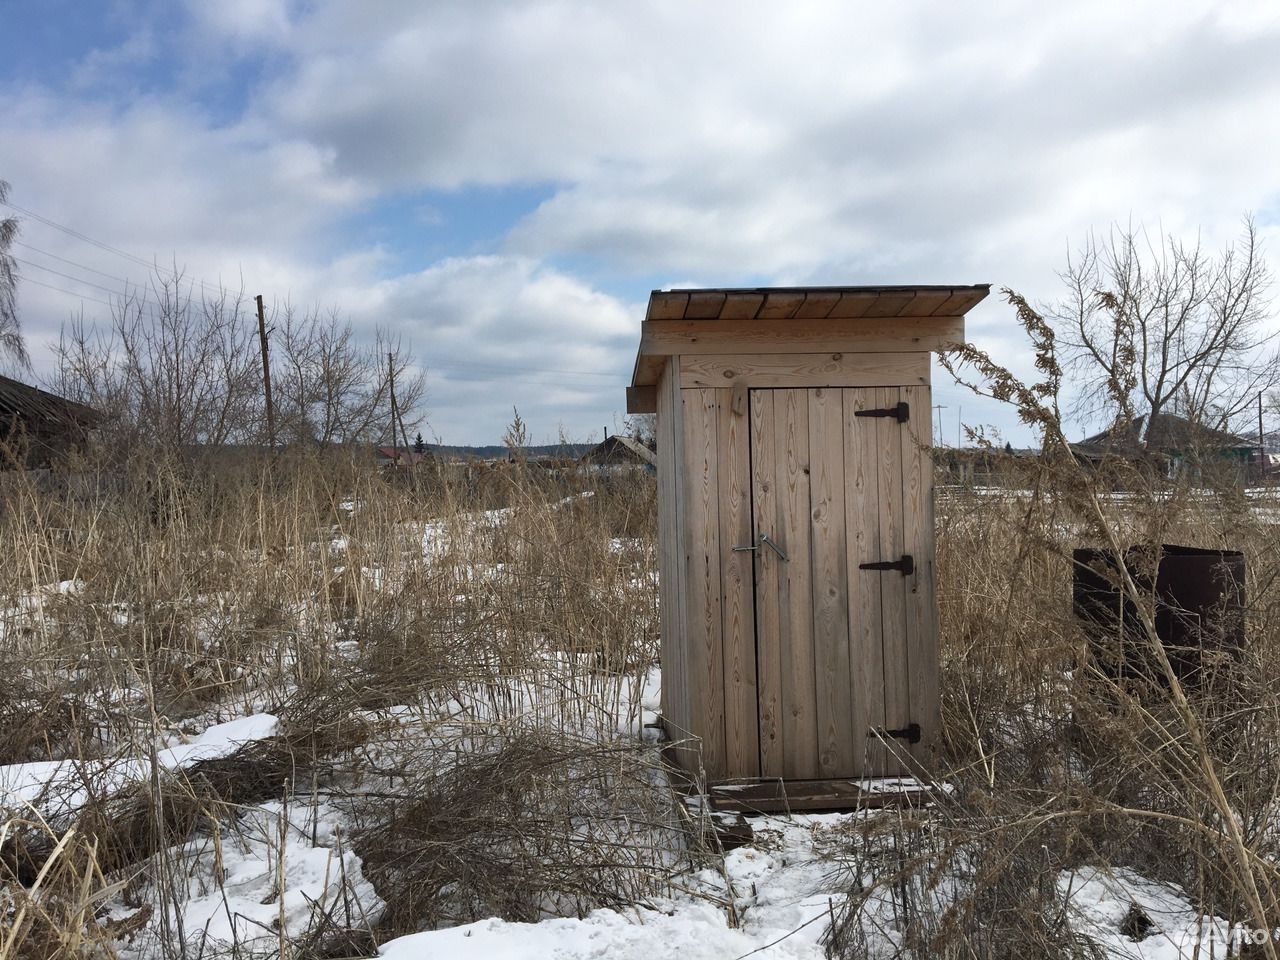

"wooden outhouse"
[627, 285, 989, 794]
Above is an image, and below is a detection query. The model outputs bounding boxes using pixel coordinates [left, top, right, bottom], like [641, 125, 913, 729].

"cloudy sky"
[2, 0, 1279, 445]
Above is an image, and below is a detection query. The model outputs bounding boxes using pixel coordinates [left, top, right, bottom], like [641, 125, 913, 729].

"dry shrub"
[829, 289, 1280, 959]
[0, 821, 125, 959]
[1, 437, 665, 953]
[353, 728, 681, 936]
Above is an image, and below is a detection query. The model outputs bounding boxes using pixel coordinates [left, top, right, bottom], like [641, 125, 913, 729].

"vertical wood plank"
[681, 387, 726, 779]
[718, 390, 759, 778]
[876, 386, 910, 777]
[900, 383, 939, 770]
[808, 387, 854, 776]
[656, 359, 688, 753]
[775, 389, 817, 779]
[843, 388, 886, 776]
[750, 390, 783, 778]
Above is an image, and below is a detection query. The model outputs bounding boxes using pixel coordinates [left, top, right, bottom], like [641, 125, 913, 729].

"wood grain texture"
[682, 387, 726, 778]
[655, 359, 687, 751]
[757, 291, 807, 319]
[874, 386, 910, 777]
[843, 388, 887, 776]
[899, 383, 938, 771]
[680, 352, 929, 389]
[639, 317, 964, 358]
[720, 292, 765, 319]
[648, 292, 689, 320]
[827, 291, 880, 318]
[775, 389, 817, 779]
[749, 390, 783, 778]
[896, 289, 956, 317]
[793, 291, 841, 319]
[709, 778, 936, 813]
[717, 390, 759, 777]
[686, 290, 728, 319]
[807, 387, 854, 776]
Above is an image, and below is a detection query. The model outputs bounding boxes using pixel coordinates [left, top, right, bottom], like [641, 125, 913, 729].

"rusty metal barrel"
[1072, 544, 1246, 688]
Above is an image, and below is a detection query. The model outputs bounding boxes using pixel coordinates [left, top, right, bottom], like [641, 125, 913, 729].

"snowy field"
[3, 475, 1278, 959]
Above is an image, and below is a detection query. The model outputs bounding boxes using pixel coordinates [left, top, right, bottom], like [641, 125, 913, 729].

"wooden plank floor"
[708, 777, 943, 813]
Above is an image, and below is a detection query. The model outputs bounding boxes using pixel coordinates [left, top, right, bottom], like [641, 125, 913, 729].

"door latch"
[859, 555, 914, 576]
[854, 401, 909, 423]
[869, 723, 921, 744]
[733, 534, 789, 561]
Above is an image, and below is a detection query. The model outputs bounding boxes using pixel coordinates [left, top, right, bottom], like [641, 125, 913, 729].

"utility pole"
[388, 351, 400, 462]
[933, 405, 947, 447]
[957, 404, 963, 449]
[255, 295, 275, 450]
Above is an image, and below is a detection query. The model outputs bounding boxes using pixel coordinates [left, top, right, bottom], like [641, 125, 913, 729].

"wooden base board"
[708, 777, 942, 814]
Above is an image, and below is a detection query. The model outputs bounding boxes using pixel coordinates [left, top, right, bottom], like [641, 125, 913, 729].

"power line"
[0, 198, 227, 296]
[4, 201, 628, 388]
[14, 240, 141, 286]
[20, 279, 625, 387]
[13, 256, 146, 300]
[18, 270, 167, 323]
[17, 275, 116, 311]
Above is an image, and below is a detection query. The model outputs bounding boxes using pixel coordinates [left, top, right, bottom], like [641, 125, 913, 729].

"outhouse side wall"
[656, 357, 691, 763]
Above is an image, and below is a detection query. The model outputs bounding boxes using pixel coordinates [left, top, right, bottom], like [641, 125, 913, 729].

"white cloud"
[3, 0, 1280, 442]
[346, 255, 640, 443]
[184, 0, 294, 45]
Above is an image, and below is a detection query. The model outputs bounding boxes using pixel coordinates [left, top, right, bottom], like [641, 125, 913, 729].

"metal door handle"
[733, 535, 789, 561]
[760, 534, 788, 562]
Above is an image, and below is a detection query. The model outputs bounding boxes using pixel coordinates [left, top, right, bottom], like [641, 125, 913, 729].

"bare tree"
[1052, 218, 1279, 440]
[56, 271, 261, 448]
[272, 304, 425, 446]
[624, 413, 656, 449]
[54, 272, 426, 452]
[0, 180, 29, 369]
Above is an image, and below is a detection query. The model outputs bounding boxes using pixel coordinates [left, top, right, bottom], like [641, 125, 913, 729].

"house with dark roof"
[0, 375, 100, 467]
[1070, 413, 1264, 482]
[578, 434, 656, 473]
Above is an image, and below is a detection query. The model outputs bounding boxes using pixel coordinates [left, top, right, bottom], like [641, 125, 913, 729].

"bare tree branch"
[1051, 218, 1278, 443]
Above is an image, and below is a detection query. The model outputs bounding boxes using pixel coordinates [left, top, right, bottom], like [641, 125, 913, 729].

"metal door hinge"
[859, 554, 914, 576]
[869, 723, 921, 744]
[854, 401, 909, 423]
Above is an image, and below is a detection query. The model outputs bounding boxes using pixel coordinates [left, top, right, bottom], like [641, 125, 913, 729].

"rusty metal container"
[1072, 544, 1245, 687]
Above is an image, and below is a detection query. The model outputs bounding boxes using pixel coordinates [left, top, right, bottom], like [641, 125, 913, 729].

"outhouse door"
[748, 385, 936, 779]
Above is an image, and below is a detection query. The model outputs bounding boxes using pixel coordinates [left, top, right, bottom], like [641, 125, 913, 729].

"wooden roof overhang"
[626, 284, 990, 413]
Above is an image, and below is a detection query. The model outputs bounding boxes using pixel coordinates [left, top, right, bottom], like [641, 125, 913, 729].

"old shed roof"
[0, 375, 100, 430]
[644, 285, 989, 324]
[627, 285, 990, 408]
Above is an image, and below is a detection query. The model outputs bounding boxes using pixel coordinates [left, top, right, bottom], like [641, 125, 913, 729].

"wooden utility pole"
[387, 351, 401, 462]
[255, 295, 276, 449]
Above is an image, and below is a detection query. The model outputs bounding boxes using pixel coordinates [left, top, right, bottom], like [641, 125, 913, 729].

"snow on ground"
[377, 815, 851, 960]
[6, 507, 1271, 960]
[370, 821, 1255, 960]
[1061, 865, 1250, 959]
[115, 798, 382, 959]
[0, 713, 279, 818]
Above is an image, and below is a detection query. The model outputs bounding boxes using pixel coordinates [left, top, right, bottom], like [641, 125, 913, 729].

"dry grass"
[4, 354, 1280, 958]
[828, 291, 1280, 958]
[0, 443, 682, 957]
